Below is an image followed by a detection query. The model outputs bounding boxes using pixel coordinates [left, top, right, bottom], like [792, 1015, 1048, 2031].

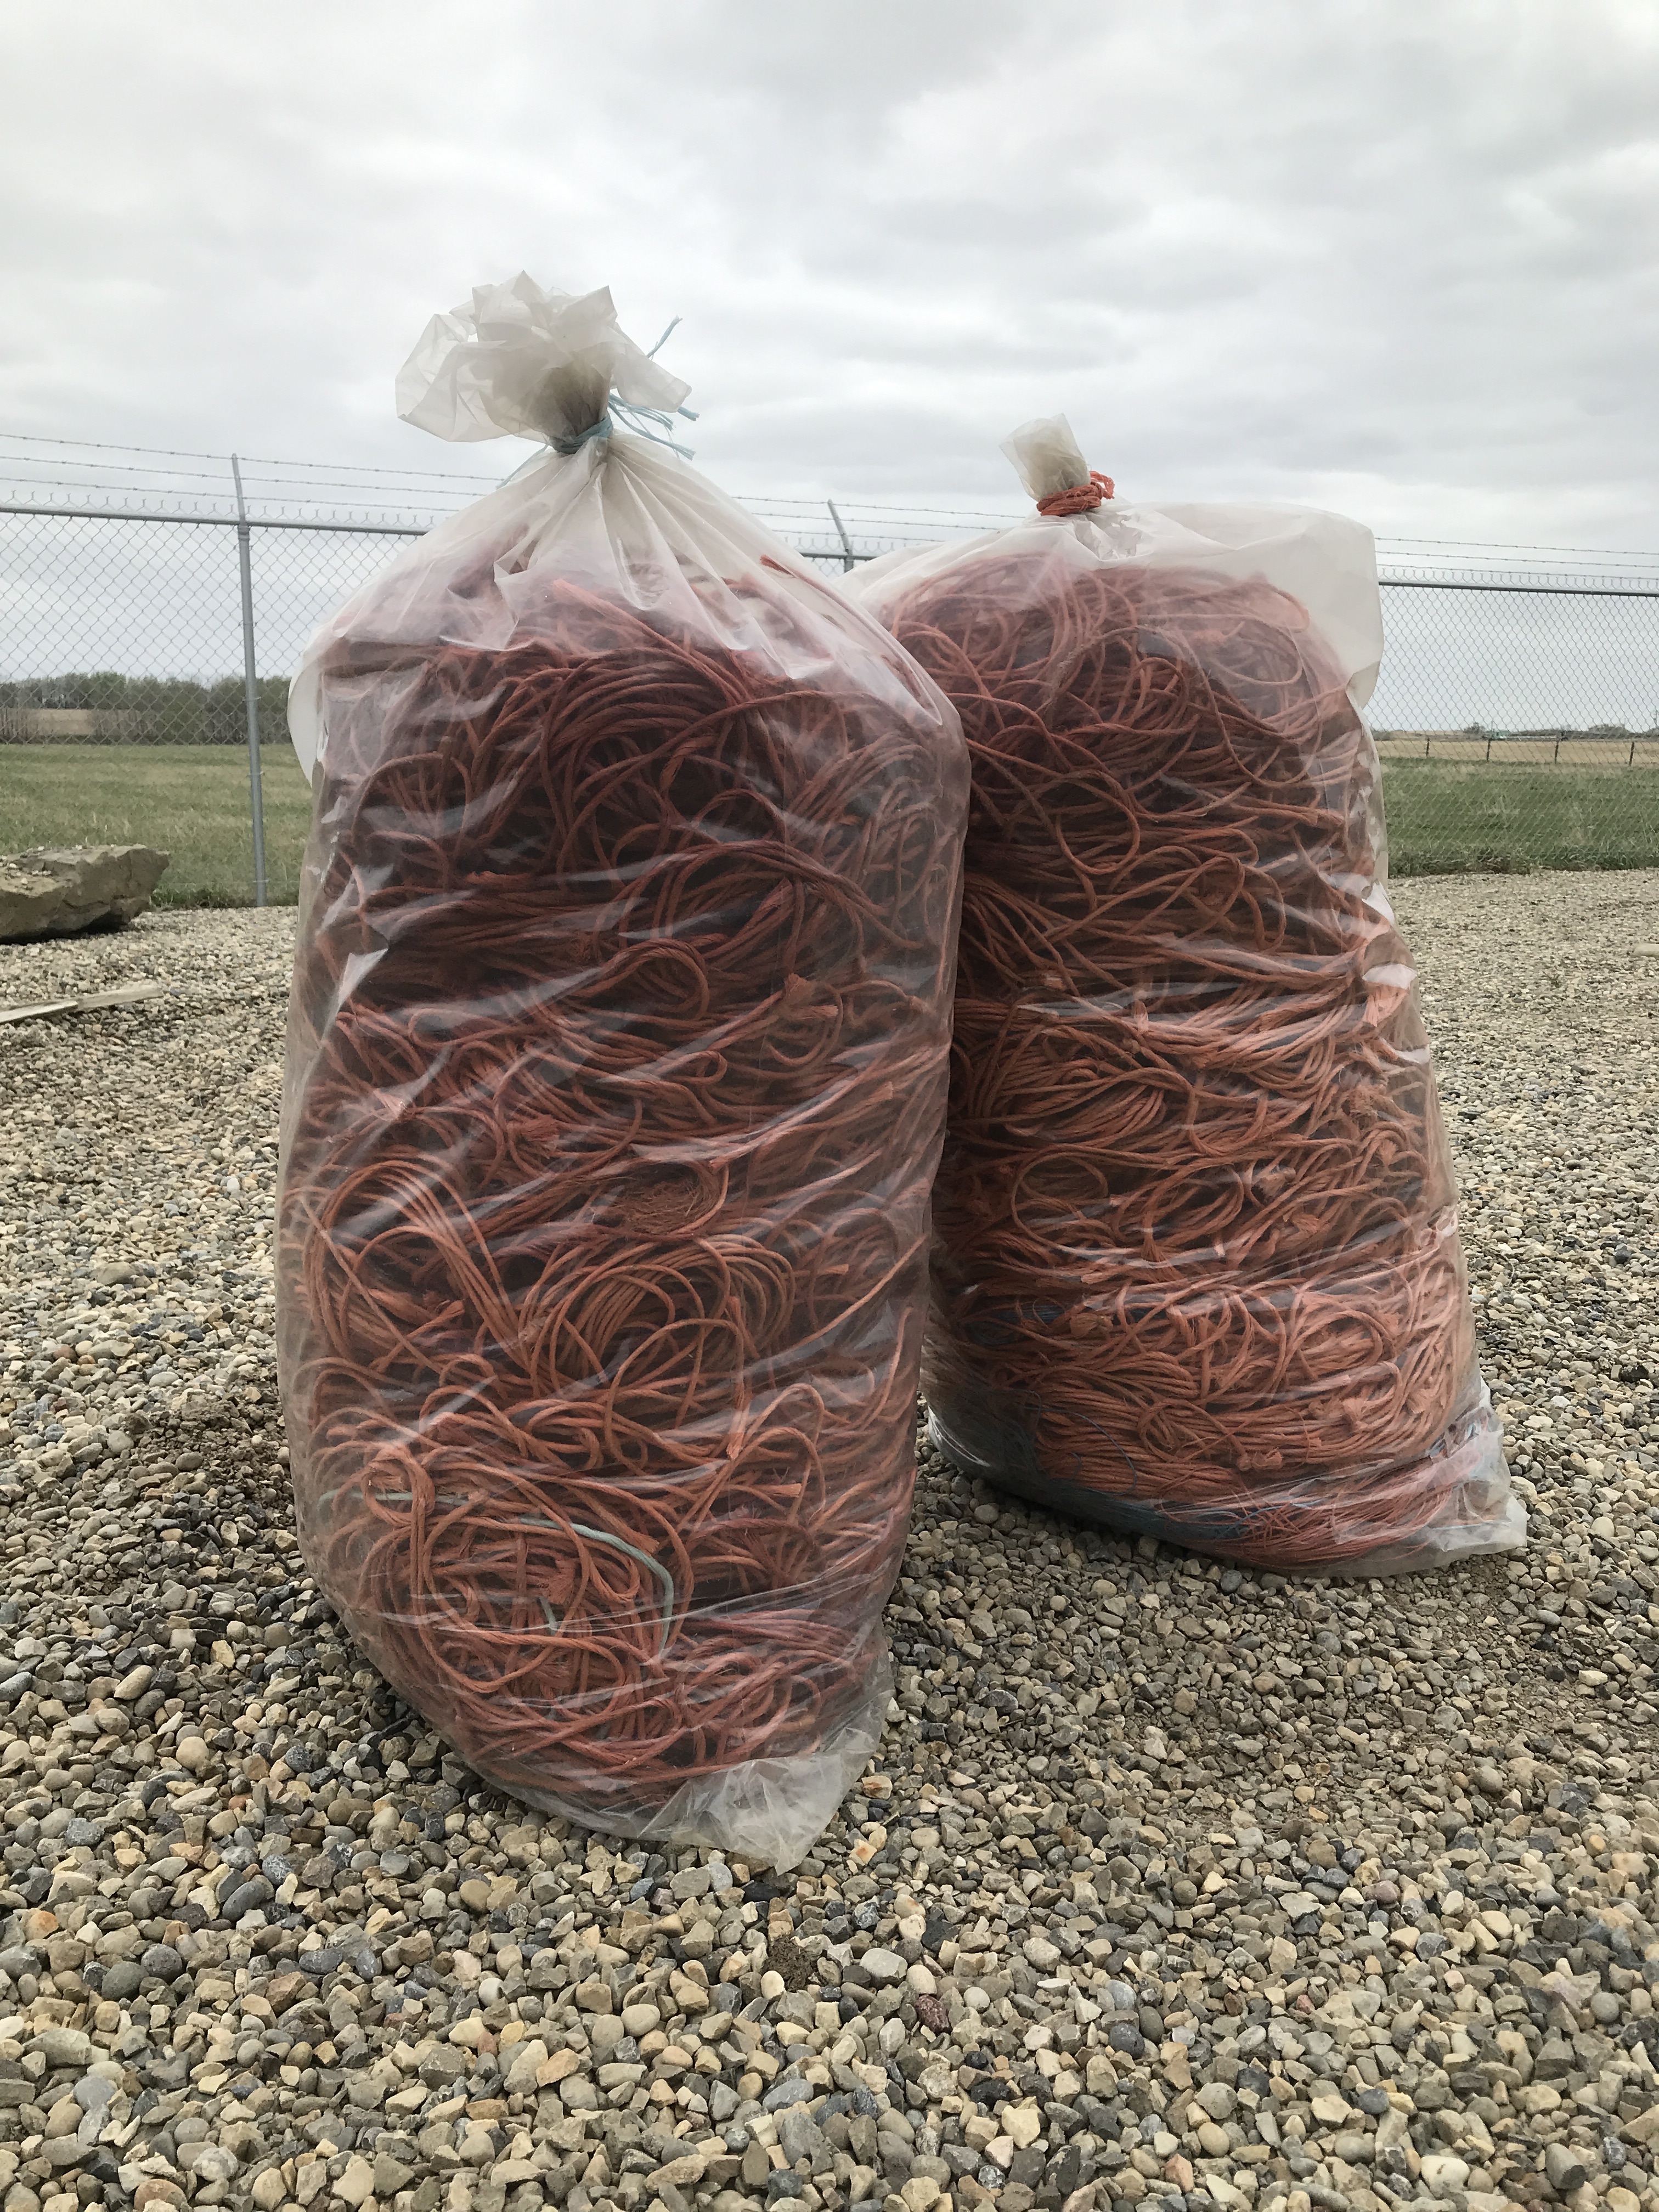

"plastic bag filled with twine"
[847, 415, 1522, 1576]
[277, 278, 968, 1864]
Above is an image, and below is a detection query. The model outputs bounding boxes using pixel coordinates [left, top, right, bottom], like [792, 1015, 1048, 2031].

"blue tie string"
[551, 396, 697, 459]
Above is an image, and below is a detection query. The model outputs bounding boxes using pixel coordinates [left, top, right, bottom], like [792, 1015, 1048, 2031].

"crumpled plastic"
[394, 273, 692, 448]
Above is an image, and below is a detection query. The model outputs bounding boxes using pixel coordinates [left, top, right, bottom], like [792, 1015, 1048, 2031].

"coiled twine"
[881, 551, 1501, 1570]
[277, 569, 966, 1830]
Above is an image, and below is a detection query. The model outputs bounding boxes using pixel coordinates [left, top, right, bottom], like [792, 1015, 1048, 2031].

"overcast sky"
[2, 0, 1656, 548]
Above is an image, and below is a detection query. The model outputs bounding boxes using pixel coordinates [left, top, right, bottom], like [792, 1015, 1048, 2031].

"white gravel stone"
[1, 880, 1658, 2212]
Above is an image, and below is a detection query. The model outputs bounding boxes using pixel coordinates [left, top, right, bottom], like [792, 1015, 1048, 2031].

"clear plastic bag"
[278, 279, 968, 1864]
[847, 416, 1521, 1578]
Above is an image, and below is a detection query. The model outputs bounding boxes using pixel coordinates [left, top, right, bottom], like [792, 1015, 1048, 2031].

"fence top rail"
[0, 500, 426, 537]
[1377, 574, 1659, 599]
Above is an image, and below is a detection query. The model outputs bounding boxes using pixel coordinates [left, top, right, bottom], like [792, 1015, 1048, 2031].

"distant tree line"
[1458, 720, 1654, 737]
[0, 672, 291, 744]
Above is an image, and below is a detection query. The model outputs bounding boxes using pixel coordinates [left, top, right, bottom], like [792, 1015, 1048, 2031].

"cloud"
[0, 0, 1655, 545]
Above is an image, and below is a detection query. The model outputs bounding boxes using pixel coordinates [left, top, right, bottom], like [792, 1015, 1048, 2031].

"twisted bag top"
[277, 278, 967, 1865]
[856, 414, 1387, 708]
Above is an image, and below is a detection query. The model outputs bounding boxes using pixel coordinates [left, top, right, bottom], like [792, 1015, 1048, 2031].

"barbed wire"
[4, 432, 1655, 577]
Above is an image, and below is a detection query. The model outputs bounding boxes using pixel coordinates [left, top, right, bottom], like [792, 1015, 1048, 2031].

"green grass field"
[1383, 761, 1659, 875]
[0, 743, 313, 905]
[2, 746, 1657, 904]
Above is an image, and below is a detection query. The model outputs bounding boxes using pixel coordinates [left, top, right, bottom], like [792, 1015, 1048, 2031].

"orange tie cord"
[276, 570, 966, 1841]
[1036, 471, 1116, 516]
[878, 552, 1511, 1574]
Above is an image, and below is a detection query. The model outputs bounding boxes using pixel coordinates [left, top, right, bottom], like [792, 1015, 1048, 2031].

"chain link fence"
[3, 445, 1657, 903]
[0, 498, 423, 904]
[1367, 568, 1659, 874]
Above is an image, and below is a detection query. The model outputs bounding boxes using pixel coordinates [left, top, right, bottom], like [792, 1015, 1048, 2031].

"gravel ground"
[1, 873, 1657, 2212]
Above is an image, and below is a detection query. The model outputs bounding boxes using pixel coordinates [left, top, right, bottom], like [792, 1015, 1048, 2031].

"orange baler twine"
[277, 571, 964, 1821]
[883, 547, 1493, 1570]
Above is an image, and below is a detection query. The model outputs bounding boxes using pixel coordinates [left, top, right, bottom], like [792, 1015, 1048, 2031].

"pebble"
[0, 889, 1658, 2212]
[860, 1948, 906, 1985]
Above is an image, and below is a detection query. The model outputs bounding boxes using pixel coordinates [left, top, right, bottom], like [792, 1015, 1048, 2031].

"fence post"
[230, 455, 268, 908]
[826, 500, 856, 574]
